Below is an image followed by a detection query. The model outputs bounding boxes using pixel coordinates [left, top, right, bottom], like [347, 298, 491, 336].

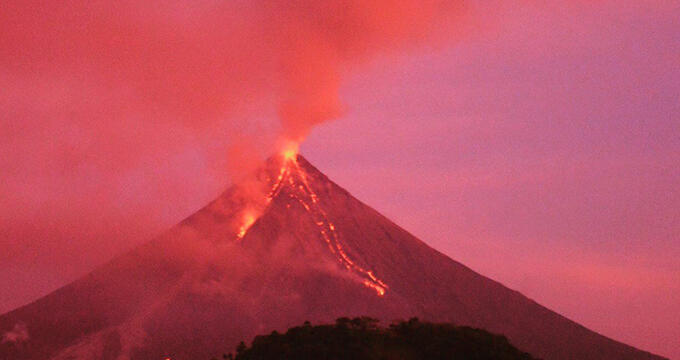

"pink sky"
[1, 1, 678, 358]
[305, 2, 679, 357]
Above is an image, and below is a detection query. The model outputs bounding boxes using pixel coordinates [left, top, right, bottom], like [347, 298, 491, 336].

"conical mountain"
[0, 154, 665, 360]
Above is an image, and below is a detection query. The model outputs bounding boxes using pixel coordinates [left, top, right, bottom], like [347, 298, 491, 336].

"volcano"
[0, 154, 664, 360]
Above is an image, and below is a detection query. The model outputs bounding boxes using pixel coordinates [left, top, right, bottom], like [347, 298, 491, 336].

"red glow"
[234, 154, 389, 296]
[236, 212, 257, 240]
[1, 0, 676, 358]
[286, 157, 388, 296]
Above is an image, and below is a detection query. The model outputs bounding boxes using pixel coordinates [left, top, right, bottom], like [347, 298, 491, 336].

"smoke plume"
[0, 0, 467, 310]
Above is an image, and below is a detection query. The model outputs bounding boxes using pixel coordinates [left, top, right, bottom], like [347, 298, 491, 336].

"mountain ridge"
[0, 154, 666, 360]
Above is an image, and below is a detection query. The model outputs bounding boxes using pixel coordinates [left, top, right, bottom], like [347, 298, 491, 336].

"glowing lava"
[287, 158, 388, 296]
[281, 142, 299, 162]
[236, 211, 257, 240]
[282, 148, 297, 161]
[231, 149, 389, 296]
[283, 152, 388, 296]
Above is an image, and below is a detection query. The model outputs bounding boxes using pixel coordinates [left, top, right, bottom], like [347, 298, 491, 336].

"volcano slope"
[0, 154, 665, 360]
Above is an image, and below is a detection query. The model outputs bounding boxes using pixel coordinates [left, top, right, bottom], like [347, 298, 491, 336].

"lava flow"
[235, 211, 257, 240]
[234, 150, 388, 296]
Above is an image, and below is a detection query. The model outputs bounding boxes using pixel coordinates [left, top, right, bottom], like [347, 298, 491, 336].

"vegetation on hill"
[213, 317, 538, 360]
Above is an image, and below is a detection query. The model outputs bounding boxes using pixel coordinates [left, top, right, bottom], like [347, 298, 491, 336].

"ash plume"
[0, 0, 468, 300]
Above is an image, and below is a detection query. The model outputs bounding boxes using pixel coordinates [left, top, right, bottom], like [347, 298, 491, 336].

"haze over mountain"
[0, 154, 666, 360]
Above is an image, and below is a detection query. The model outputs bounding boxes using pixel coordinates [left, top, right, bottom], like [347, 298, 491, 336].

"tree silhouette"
[215, 317, 538, 360]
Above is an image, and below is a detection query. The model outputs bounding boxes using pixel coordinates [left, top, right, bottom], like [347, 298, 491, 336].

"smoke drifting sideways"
[0, 0, 467, 306]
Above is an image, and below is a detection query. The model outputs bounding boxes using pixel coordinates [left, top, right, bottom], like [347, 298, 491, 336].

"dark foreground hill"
[222, 317, 537, 360]
[0, 154, 666, 360]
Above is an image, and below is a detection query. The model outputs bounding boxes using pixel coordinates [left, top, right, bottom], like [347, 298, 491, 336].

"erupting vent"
[235, 153, 388, 296]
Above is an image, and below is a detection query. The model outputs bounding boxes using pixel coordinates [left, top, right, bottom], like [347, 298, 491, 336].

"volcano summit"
[0, 154, 665, 360]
